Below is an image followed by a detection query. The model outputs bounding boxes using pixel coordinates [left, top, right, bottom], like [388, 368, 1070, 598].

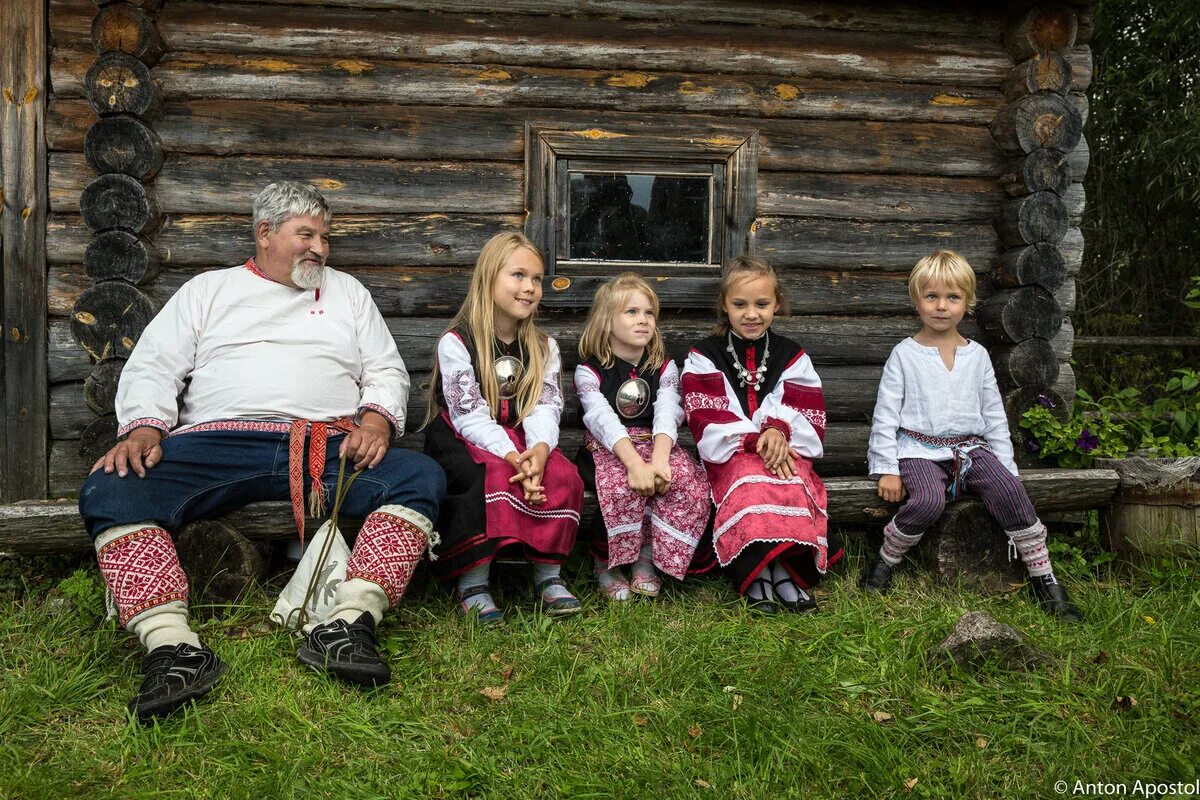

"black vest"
[691, 329, 804, 417]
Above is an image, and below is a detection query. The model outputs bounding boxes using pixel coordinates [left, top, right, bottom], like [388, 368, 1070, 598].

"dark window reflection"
[569, 173, 709, 262]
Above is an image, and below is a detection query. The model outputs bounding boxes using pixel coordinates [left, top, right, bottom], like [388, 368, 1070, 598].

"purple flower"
[1037, 393, 1056, 409]
[1026, 438, 1041, 453]
[1076, 429, 1100, 453]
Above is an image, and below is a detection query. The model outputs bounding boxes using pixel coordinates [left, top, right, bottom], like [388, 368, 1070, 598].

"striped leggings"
[880, 448, 1052, 576]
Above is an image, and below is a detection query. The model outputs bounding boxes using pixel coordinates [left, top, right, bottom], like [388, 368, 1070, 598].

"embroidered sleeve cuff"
[868, 462, 900, 480]
[762, 417, 792, 440]
[358, 404, 402, 437]
[742, 433, 760, 453]
[118, 418, 170, 439]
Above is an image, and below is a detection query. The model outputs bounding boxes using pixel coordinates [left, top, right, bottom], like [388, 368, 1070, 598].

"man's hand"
[91, 426, 164, 478]
[877, 474, 906, 503]
[340, 411, 392, 470]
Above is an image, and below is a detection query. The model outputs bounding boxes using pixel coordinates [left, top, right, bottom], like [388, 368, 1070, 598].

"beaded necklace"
[726, 329, 770, 391]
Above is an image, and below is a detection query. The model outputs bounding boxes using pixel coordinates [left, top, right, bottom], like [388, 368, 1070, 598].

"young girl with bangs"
[681, 255, 842, 615]
[574, 273, 711, 602]
[423, 232, 584, 622]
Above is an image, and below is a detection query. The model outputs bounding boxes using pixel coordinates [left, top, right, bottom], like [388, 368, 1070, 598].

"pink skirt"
[588, 430, 710, 579]
[705, 451, 829, 571]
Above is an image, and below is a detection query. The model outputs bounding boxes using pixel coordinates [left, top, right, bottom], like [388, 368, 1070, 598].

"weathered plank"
[50, 153, 1007, 223]
[195, 0, 1008, 37]
[56, 2, 1020, 85]
[758, 173, 1004, 222]
[48, 314, 978, 382]
[1, 0, 49, 501]
[47, 214, 1006, 273]
[48, 99, 1007, 176]
[2, 468, 1120, 555]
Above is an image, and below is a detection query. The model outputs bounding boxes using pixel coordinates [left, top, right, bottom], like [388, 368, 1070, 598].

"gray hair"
[252, 182, 331, 233]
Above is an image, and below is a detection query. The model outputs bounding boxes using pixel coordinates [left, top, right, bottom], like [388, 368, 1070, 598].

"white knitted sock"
[329, 578, 390, 625]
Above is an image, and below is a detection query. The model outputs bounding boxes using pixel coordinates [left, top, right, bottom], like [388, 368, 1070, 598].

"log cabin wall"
[40, 0, 1092, 498]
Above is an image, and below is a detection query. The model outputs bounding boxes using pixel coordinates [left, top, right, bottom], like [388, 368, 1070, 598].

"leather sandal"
[454, 584, 503, 625]
[534, 577, 582, 617]
[629, 561, 661, 598]
[595, 569, 633, 602]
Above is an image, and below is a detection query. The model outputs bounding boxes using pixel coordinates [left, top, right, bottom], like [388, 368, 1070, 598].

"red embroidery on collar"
[244, 257, 275, 283]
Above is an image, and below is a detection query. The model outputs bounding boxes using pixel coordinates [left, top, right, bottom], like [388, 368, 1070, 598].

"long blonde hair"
[424, 231, 551, 427]
[578, 272, 666, 371]
[714, 254, 789, 334]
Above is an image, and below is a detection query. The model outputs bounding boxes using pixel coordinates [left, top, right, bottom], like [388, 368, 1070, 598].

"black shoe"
[1028, 574, 1083, 622]
[773, 578, 819, 614]
[744, 577, 779, 616]
[860, 556, 895, 595]
[297, 612, 391, 687]
[129, 642, 227, 723]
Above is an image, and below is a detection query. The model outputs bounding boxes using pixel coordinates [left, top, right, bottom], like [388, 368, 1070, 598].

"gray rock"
[931, 611, 1049, 670]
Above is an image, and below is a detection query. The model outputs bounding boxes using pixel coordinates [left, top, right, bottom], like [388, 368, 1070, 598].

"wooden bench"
[0, 469, 1120, 557]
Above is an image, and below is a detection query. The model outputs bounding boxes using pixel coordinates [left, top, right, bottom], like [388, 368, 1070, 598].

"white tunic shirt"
[867, 337, 1017, 478]
[116, 262, 409, 437]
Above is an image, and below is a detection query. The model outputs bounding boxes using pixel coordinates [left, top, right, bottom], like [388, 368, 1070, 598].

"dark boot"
[860, 556, 895, 594]
[1028, 574, 1083, 622]
[129, 643, 227, 723]
[297, 612, 391, 686]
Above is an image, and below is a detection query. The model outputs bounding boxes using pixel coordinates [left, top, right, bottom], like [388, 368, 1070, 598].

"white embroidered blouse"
[867, 337, 1018, 478]
[573, 360, 684, 452]
[116, 262, 409, 438]
[435, 331, 565, 459]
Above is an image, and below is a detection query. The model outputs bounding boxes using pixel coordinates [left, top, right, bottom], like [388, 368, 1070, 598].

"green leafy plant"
[1021, 369, 1200, 467]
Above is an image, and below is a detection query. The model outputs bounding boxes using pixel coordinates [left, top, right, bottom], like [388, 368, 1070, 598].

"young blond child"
[863, 249, 1082, 621]
[680, 255, 842, 615]
[574, 273, 711, 601]
[422, 232, 583, 623]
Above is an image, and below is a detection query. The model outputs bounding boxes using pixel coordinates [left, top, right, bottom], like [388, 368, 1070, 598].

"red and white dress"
[423, 328, 583, 578]
[681, 329, 840, 592]
[574, 355, 712, 579]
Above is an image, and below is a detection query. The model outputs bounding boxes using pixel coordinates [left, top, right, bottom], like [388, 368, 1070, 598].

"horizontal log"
[50, 154, 1004, 222]
[1074, 336, 1200, 348]
[70, 281, 159, 361]
[1050, 318, 1074, 362]
[84, 229, 160, 283]
[1064, 181, 1085, 222]
[990, 91, 1084, 156]
[84, 51, 164, 119]
[153, 3, 1018, 85]
[758, 173, 1003, 222]
[191, 1, 1008, 37]
[1061, 227, 1083, 275]
[90, 0, 164, 11]
[91, 3, 164, 66]
[49, 363, 887, 439]
[976, 286, 1062, 343]
[1066, 134, 1089, 180]
[999, 149, 1071, 197]
[1002, 53, 1072, 99]
[992, 243, 1066, 291]
[1005, 4, 1077, 62]
[1055, 278, 1076, 315]
[992, 337, 1059, 390]
[995, 191, 1067, 247]
[47, 99, 1007, 175]
[84, 359, 124, 415]
[48, 314, 981, 382]
[83, 114, 164, 180]
[79, 173, 160, 234]
[47, 214, 1005, 274]
[4, 467, 1119, 554]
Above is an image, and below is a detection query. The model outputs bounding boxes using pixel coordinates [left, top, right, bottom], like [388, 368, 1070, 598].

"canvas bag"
[270, 520, 350, 633]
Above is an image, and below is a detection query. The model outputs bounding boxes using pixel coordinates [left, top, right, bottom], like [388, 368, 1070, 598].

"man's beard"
[291, 259, 325, 289]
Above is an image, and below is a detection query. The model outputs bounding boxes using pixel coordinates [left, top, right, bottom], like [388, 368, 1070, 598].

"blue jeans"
[79, 430, 447, 540]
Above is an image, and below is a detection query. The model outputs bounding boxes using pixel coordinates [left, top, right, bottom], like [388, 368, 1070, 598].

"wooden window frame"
[525, 124, 758, 283]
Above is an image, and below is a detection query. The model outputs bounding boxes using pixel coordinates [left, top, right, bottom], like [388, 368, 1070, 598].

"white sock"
[769, 560, 801, 604]
[532, 563, 573, 601]
[745, 574, 774, 602]
[594, 559, 632, 601]
[632, 542, 656, 580]
[127, 600, 200, 651]
[329, 578, 390, 625]
[456, 561, 495, 613]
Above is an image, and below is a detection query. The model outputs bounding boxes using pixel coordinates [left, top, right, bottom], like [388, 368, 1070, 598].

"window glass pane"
[568, 172, 710, 262]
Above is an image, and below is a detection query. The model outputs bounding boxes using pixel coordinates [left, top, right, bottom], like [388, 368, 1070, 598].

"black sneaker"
[1028, 574, 1084, 622]
[129, 642, 227, 723]
[860, 556, 895, 594]
[297, 612, 391, 687]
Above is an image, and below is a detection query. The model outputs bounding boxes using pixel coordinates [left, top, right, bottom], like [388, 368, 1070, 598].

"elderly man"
[79, 182, 446, 721]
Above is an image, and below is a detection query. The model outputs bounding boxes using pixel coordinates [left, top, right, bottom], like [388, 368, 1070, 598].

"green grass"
[0, 544, 1197, 800]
